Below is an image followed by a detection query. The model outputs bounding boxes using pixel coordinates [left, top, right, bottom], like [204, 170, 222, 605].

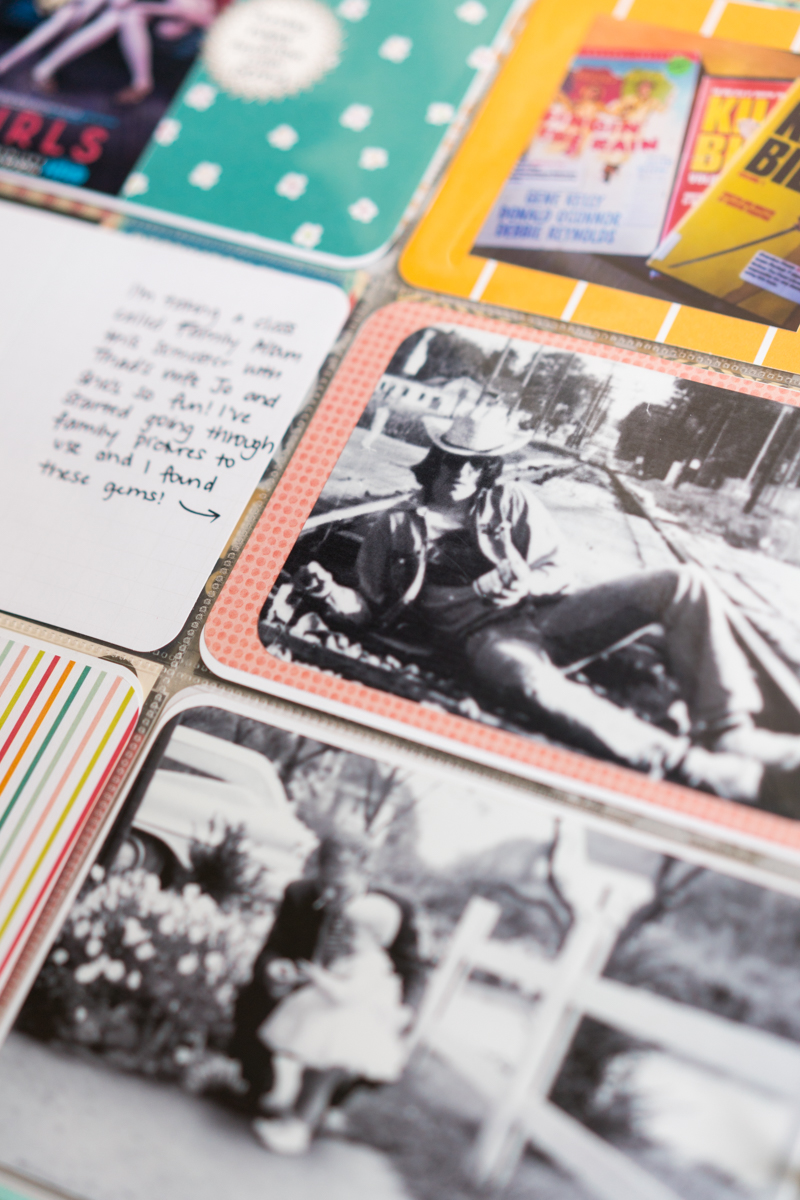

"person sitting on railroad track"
[295, 407, 800, 807]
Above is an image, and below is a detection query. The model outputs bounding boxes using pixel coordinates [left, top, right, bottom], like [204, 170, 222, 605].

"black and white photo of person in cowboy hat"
[296, 405, 800, 806]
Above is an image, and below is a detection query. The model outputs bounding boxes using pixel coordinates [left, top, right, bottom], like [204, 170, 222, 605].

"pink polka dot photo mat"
[203, 301, 800, 855]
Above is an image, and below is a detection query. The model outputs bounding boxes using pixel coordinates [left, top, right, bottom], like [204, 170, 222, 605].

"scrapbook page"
[401, 0, 800, 371]
[0, 198, 348, 652]
[4, 690, 800, 1200]
[203, 301, 800, 847]
[7, 2, 800, 1197]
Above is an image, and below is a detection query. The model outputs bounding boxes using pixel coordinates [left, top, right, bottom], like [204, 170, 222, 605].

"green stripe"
[0, 666, 91, 851]
[0, 671, 106, 872]
[0, 640, 14, 674]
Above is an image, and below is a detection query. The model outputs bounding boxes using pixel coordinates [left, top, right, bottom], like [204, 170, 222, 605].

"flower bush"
[20, 867, 272, 1079]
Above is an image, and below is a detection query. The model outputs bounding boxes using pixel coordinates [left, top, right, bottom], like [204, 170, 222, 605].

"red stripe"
[0, 655, 60, 764]
[0, 709, 138, 983]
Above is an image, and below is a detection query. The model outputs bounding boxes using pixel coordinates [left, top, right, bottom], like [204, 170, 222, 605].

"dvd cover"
[476, 48, 700, 259]
[650, 77, 800, 330]
[662, 75, 791, 235]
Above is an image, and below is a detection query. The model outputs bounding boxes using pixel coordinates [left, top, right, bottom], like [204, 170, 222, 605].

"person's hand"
[295, 562, 336, 599]
[474, 561, 530, 608]
[264, 958, 301, 995]
[294, 562, 368, 620]
[296, 961, 332, 990]
[495, 561, 531, 607]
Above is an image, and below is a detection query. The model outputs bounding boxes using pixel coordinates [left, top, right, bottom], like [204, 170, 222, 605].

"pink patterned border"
[204, 301, 800, 851]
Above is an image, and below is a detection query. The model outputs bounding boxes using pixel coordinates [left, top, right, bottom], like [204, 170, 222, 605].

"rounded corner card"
[204, 299, 800, 851]
[0, 202, 348, 653]
[400, 0, 800, 373]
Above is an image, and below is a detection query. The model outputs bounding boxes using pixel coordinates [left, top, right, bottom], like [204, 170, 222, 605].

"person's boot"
[253, 1116, 311, 1155]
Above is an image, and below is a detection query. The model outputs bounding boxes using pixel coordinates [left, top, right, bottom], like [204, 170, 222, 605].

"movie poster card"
[651, 78, 800, 331]
[0, 0, 529, 266]
[476, 49, 701, 259]
[0, 0, 220, 195]
[5, 687, 800, 1200]
[202, 300, 800, 852]
[661, 75, 792, 235]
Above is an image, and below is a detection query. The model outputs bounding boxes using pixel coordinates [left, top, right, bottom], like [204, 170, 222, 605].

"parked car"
[118, 725, 317, 896]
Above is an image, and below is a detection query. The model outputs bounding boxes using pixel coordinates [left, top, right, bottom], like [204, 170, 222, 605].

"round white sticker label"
[204, 0, 343, 102]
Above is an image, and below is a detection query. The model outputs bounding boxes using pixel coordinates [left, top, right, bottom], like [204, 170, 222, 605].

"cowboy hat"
[422, 408, 530, 457]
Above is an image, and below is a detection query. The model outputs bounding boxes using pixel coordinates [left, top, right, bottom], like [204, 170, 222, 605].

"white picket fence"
[409, 828, 800, 1198]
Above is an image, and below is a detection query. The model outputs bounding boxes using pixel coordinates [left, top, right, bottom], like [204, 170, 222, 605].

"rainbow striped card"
[0, 634, 142, 993]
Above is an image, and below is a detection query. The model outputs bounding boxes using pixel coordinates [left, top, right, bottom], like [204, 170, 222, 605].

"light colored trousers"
[464, 566, 761, 772]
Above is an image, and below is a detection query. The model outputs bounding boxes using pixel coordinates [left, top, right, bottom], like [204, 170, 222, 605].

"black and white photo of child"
[253, 890, 412, 1153]
[4, 699, 800, 1200]
[230, 827, 422, 1145]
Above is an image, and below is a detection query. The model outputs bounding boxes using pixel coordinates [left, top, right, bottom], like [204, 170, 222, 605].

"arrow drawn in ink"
[179, 501, 221, 522]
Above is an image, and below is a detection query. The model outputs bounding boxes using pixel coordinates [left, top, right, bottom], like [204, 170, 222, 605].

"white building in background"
[371, 373, 487, 419]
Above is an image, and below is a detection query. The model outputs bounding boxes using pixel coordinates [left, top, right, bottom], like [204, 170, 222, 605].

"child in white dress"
[253, 892, 411, 1153]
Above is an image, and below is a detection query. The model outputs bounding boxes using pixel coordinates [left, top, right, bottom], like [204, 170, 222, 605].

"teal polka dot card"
[120, 0, 526, 266]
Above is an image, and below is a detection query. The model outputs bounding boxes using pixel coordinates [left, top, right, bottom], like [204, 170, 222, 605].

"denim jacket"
[355, 481, 573, 626]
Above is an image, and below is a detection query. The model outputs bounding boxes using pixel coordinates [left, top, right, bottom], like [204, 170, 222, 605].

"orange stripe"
[0, 660, 75, 795]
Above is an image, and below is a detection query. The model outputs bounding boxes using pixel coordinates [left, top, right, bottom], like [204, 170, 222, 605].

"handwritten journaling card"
[0, 203, 348, 651]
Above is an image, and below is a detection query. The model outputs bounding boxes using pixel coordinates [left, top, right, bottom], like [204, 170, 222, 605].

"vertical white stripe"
[654, 303, 681, 344]
[469, 259, 498, 302]
[560, 280, 588, 323]
[753, 325, 778, 366]
[791, 21, 800, 54]
[700, 0, 728, 37]
[611, 0, 636, 17]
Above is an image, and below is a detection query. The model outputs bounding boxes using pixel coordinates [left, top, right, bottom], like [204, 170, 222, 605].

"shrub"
[19, 867, 272, 1079]
[188, 823, 267, 911]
